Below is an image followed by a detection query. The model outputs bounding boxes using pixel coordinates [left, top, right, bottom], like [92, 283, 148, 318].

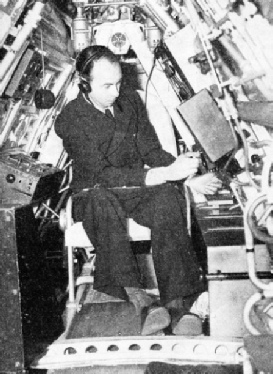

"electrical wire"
[144, 52, 157, 108]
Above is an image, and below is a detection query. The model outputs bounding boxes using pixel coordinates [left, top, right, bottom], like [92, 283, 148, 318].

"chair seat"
[65, 218, 151, 247]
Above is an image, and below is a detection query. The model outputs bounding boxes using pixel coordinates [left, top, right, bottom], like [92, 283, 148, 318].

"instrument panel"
[0, 152, 64, 205]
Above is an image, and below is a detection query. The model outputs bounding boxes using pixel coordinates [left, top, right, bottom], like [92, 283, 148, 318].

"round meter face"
[111, 32, 127, 50]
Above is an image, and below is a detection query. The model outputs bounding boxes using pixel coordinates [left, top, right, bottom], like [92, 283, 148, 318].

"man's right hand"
[165, 152, 200, 181]
[145, 152, 200, 186]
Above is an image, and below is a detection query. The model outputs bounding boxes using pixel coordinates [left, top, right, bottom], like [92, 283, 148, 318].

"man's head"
[76, 45, 122, 110]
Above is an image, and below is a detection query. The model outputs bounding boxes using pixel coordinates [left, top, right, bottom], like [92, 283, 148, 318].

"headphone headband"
[79, 51, 100, 77]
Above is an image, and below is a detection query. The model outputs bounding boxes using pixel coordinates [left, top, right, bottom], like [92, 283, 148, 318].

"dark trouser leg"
[74, 188, 141, 299]
[129, 184, 204, 305]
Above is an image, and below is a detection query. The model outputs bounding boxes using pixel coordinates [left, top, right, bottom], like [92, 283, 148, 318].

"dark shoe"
[172, 312, 203, 336]
[165, 293, 204, 336]
[141, 306, 171, 335]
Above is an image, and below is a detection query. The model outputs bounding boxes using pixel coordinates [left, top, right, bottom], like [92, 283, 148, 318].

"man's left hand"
[186, 173, 222, 195]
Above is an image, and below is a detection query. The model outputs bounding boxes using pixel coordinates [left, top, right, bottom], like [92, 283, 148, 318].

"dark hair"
[76, 45, 120, 80]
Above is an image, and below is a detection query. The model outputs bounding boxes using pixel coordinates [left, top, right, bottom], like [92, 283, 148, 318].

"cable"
[144, 52, 157, 107]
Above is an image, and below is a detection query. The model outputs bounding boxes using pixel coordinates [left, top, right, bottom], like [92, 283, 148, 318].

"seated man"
[55, 45, 221, 335]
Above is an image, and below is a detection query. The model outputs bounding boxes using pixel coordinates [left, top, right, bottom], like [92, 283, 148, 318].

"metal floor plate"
[32, 334, 246, 370]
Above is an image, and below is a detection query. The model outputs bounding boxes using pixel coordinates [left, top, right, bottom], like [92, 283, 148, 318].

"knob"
[6, 174, 16, 183]
[251, 154, 261, 164]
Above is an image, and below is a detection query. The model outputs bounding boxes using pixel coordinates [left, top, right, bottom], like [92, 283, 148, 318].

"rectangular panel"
[177, 89, 237, 162]
[208, 244, 270, 274]
[208, 244, 271, 337]
[209, 279, 258, 337]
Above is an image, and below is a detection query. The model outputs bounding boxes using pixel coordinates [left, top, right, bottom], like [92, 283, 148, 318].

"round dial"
[111, 32, 127, 50]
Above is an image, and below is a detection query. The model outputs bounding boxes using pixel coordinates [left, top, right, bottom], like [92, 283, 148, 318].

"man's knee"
[152, 184, 187, 228]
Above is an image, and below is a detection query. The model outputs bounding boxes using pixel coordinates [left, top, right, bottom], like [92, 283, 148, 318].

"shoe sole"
[141, 307, 171, 335]
[173, 314, 202, 336]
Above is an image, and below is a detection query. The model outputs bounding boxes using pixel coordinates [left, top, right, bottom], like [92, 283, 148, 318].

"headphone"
[76, 45, 118, 94]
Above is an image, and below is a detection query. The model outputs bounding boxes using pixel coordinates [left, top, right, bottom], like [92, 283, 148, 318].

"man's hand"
[186, 173, 222, 195]
[145, 152, 200, 186]
[165, 152, 201, 181]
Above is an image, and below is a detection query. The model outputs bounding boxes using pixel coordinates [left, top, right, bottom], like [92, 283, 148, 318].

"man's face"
[88, 58, 122, 110]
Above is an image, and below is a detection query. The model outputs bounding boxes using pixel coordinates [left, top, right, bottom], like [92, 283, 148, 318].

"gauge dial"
[111, 32, 127, 50]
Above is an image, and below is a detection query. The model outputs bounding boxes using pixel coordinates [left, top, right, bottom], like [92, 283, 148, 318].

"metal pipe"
[243, 292, 262, 335]
[207, 272, 273, 281]
[244, 194, 273, 290]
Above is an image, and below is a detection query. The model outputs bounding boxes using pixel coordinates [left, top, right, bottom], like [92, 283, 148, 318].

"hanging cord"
[144, 52, 157, 108]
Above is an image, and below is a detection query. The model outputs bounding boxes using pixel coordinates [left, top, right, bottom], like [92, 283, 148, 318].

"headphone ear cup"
[79, 79, 91, 94]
